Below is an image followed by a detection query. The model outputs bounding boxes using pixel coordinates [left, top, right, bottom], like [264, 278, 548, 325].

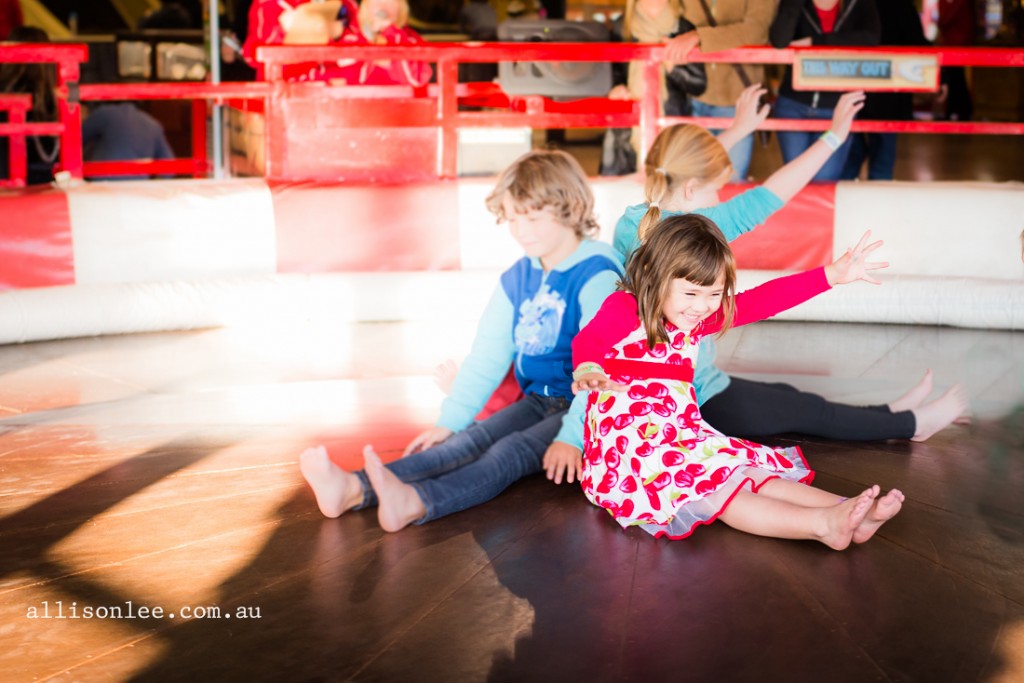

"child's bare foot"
[433, 359, 458, 396]
[888, 369, 933, 413]
[299, 445, 364, 518]
[818, 485, 877, 550]
[363, 445, 426, 533]
[853, 488, 905, 544]
[911, 385, 969, 442]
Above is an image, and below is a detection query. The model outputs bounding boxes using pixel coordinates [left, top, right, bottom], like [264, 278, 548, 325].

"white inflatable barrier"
[0, 180, 1020, 345]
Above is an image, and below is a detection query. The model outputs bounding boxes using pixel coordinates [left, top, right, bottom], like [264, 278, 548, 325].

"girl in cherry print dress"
[572, 214, 905, 549]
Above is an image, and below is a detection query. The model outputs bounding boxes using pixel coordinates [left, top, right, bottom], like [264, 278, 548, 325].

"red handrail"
[76, 82, 272, 179]
[0, 94, 31, 187]
[255, 43, 1024, 177]
[1, 42, 1022, 182]
[0, 43, 87, 180]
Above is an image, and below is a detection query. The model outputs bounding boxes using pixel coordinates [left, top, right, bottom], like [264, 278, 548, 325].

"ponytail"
[639, 124, 732, 238]
[638, 166, 670, 241]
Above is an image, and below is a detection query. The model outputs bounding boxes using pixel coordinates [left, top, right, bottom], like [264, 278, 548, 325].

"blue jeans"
[354, 394, 569, 523]
[690, 99, 753, 181]
[840, 132, 897, 181]
[773, 95, 853, 182]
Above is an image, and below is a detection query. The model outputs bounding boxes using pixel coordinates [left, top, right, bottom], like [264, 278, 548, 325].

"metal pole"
[209, 0, 223, 178]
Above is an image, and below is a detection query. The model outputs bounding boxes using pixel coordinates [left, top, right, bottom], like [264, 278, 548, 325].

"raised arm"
[709, 230, 887, 332]
[724, 267, 832, 330]
[762, 91, 865, 203]
[716, 84, 771, 153]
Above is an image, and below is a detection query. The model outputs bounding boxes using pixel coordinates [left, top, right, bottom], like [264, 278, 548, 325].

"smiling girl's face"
[661, 272, 726, 332]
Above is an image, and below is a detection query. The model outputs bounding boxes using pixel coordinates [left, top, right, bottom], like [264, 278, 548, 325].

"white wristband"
[820, 130, 842, 151]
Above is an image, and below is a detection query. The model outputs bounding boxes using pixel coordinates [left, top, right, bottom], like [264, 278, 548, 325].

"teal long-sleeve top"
[611, 186, 784, 405]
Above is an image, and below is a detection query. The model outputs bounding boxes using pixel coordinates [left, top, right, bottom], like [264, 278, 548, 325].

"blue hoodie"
[437, 238, 624, 446]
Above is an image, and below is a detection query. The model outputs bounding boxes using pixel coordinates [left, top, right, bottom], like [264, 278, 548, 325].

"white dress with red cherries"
[575, 270, 832, 540]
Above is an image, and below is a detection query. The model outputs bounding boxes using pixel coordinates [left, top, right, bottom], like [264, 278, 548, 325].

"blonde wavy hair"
[485, 149, 600, 239]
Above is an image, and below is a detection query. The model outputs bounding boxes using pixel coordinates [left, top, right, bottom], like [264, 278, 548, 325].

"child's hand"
[825, 230, 888, 286]
[403, 426, 453, 457]
[731, 83, 771, 137]
[542, 442, 583, 485]
[829, 91, 866, 143]
[572, 372, 628, 395]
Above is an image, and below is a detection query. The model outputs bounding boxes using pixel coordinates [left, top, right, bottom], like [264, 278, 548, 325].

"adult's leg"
[839, 133, 867, 180]
[866, 133, 898, 180]
[691, 99, 753, 180]
[799, 104, 852, 181]
[699, 376, 916, 440]
[772, 96, 816, 165]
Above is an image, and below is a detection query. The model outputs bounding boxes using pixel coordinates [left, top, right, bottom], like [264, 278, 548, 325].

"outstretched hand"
[829, 91, 867, 142]
[572, 372, 628, 395]
[731, 83, 771, 137]
[543, 442, 583, 485]
[826, 230, 888, 285]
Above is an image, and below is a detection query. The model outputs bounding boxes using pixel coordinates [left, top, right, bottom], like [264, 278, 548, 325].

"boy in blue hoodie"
[300, 150, 623, 532]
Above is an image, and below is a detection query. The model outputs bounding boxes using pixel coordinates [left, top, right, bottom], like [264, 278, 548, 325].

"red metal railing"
[1, 42, 1022, 182]
[0, 43, 86, 186]
[0, 94, 31, 187]
[256, 43, 1024, 178]
[77, 81, 273, 178]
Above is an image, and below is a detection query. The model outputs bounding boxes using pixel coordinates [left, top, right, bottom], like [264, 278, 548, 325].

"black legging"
[700, 376, 916, 441]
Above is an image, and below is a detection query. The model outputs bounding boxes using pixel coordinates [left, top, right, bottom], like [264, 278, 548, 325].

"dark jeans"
[840, 133, 898, 181]
[774, 95, 853, 182]
[700, 376, 916, 441]
[354, 394, 569, 523]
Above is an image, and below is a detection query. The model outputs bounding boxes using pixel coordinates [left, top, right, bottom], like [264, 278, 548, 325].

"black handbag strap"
[694, 0, 753, 88]
[693, 0, 771, 152]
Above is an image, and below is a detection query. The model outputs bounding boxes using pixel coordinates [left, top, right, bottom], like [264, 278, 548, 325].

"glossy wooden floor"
[1, 314, 1022, 682]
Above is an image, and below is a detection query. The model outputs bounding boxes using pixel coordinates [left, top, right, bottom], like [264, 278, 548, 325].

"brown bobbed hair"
[624, 213, 737, 348]
[485, 149, 600, 239]
[638, 124, 732, 243]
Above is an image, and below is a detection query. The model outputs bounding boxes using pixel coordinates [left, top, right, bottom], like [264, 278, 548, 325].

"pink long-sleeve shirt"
[573, 268, 832, 381]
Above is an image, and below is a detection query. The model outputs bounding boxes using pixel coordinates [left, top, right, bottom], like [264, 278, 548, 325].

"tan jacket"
[680, 0, 778, 106]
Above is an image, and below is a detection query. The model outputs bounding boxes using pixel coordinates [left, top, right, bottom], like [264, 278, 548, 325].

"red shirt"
[815, 3, 840, 33]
